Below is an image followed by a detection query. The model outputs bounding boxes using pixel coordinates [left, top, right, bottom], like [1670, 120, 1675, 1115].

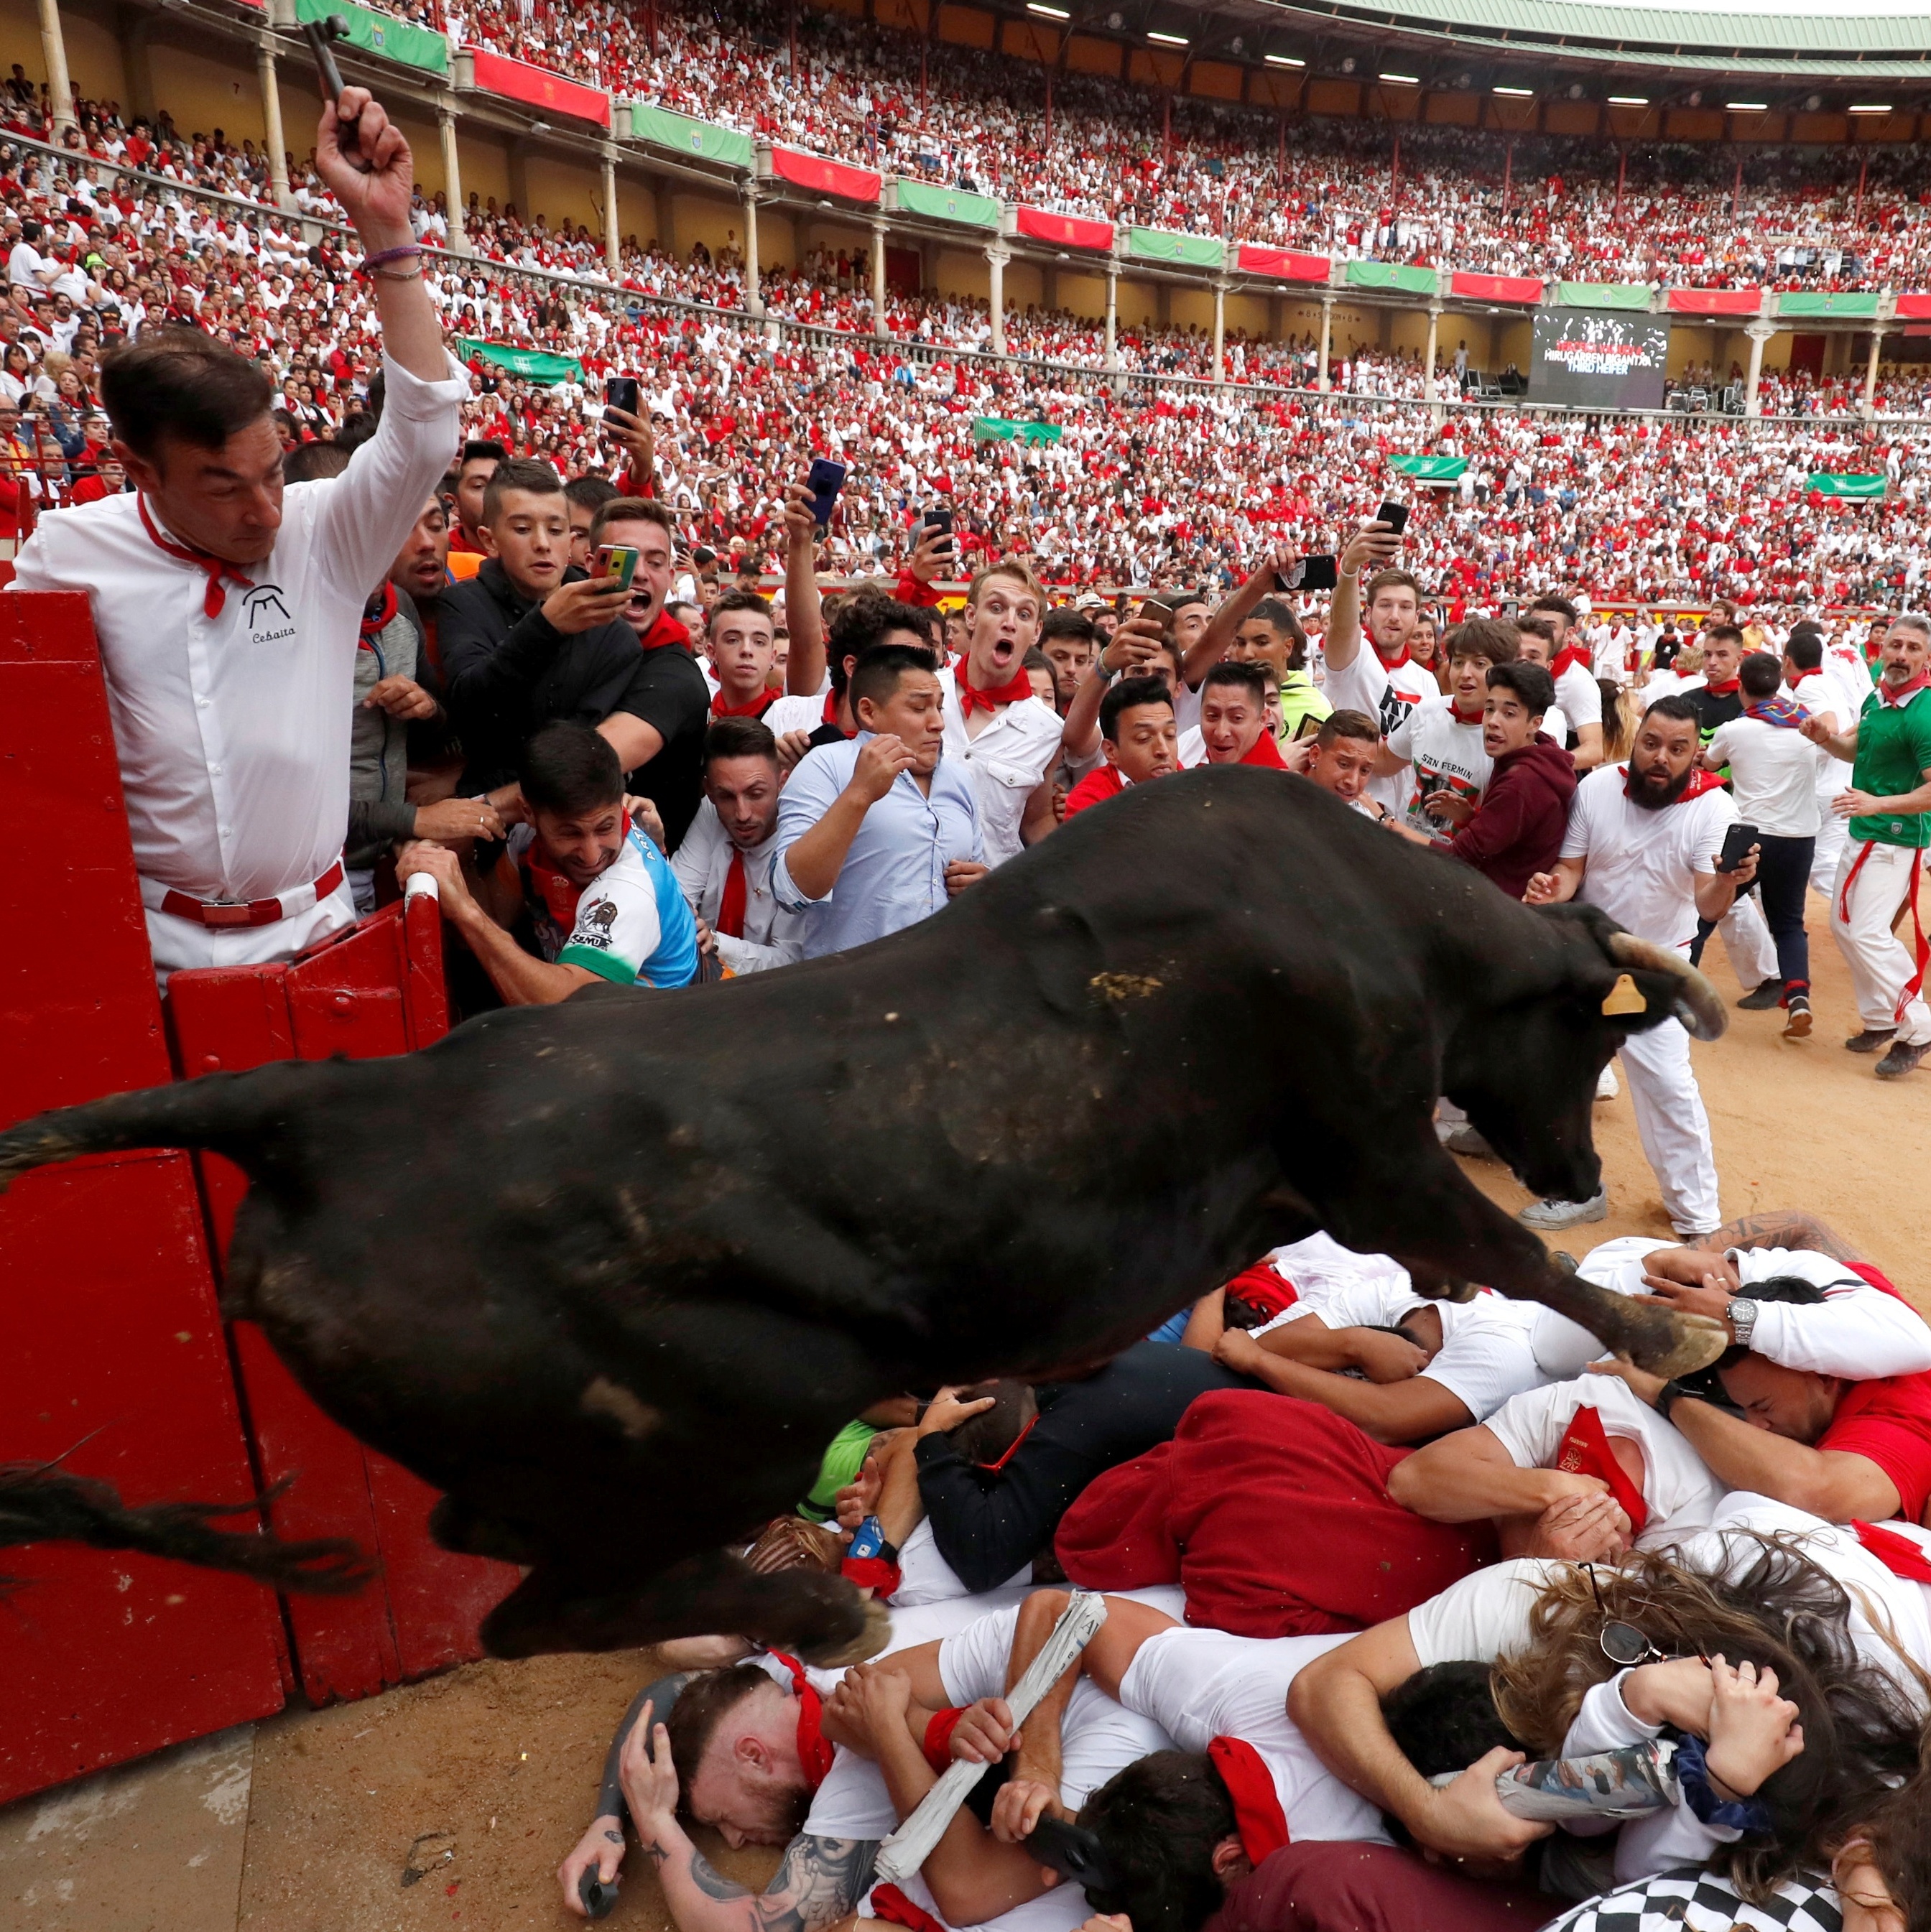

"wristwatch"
[1654, 1379, 1698, 1422]
[1726, 1296, 1760, 1350]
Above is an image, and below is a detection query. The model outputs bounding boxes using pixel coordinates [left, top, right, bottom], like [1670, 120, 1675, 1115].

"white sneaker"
[1519, 1189, 1610, 1230]
[1595, 1065, 1619, 1100]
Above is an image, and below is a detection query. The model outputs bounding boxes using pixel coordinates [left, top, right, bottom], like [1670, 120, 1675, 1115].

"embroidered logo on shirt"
[573, 899, 620, 948]
[243, 583, 295, 642]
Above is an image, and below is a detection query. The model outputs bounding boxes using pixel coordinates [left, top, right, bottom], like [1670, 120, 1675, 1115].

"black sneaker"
[1737, 978, 1787, 1011]
[1876, 1040, 1929, 1079]
[1782, 994, 1812, 1040]
[1846, 1028, 1898, 1054]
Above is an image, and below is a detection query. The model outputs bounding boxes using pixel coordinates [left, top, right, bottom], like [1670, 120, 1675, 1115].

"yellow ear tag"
[1601, 972, 1647, 1017]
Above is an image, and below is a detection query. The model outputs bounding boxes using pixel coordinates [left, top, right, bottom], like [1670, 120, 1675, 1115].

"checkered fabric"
[1543, 1867, 1843, 1932]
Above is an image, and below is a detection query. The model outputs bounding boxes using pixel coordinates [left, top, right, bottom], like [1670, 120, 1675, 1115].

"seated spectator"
[1386, 662, 1578, 901]
[670, 717, 808, 975]
[400, 721, 698, 1003]
[772, 644, 986, 958]
[584, 496, 712, 846]
[912, 1340, 1249, 1594]
[437, 458, 648, 797]
[938, 561, 1062, 865]
[705, 590, 782, 721]
[1062, 674, 1179, 817]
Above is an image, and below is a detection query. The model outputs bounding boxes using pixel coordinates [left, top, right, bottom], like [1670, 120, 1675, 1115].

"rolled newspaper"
[1430, 1739, 1679, 1822]
[871, 1590, 1108, 1884]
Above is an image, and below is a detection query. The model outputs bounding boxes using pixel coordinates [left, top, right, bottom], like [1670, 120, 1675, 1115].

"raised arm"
[781, 479, 826, 697]
[1180, 548, 1296, 689]
[1323, 521, 1400, 675]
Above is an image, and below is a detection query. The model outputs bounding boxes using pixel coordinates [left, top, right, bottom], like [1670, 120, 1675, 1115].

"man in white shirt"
[1523, 695, 1759, 1239]
[1784, 629, 1854, 898]
[6, 218, 58, 296]
[1516, 606, 1604, 771]
[1318, 521, 1440, 817]
[11, 83, 466, 985]
[671, 717, 808, 974]
[1703, 651, 1823, 1036]
[939, 560, 1062, 865]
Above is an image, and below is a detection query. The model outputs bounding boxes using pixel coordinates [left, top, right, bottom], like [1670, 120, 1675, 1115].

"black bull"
[0, 769, 1728, 1663]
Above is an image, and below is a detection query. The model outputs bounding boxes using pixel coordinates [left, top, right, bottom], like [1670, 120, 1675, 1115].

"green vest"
[1850, 684, 1931, 849]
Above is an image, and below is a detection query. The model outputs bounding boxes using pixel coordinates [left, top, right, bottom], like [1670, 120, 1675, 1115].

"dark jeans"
[1687, 832, 1815, 990]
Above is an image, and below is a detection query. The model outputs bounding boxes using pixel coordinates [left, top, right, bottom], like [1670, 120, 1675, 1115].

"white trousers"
[147, 879, 358, 990]
[1830, 840, 1931, 1046]
[1618, 1018, 1721, 1237]
[1716, 892, 1778, 989]
[1810, 807, 1849, 898]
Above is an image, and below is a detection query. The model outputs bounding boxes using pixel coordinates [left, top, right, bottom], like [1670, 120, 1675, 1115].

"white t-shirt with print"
[1483, 1373, 1726, 1550]
[1323, 646, 1443, 817]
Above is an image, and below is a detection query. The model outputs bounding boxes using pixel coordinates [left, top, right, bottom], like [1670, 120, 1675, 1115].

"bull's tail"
[0, 1462, 370, 1595]
[0, 1068, 295, 1196]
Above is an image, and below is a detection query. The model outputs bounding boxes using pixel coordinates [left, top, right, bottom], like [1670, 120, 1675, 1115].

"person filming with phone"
[1522, 695, 1758, 1240]
[9, 75, 466, 985]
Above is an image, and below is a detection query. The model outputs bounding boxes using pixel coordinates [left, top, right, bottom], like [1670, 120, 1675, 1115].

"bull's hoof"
[797, 1594, 891, 1668]
[1627, 1310, 1728, 1379]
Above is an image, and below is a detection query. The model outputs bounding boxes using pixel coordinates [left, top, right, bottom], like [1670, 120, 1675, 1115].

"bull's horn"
[1604, 932, 1728, 1041]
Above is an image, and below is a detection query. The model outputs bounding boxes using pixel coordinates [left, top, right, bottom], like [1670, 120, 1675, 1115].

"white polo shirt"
[670, 797, 809, 973]
[11, 350, 468, 976]
[1560, 763, 1736, 955]
[939, 667, 1062, 866]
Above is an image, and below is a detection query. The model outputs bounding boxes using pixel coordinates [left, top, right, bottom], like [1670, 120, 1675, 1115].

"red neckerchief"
[1852, 1520, 1931, 1584]
[1550, 644, 1590, 680]
[139, 495, 254, 618]
[1450, 702, 1484, 725]
[1701, 677, 1741, 697]
[1621, 761, 1725, 809]
[764, 1650, 834, 1791]
[717, 846, 748, 939]
[957, 661, 1034, 717]
[871, 1885, 948, 1932]
[1555, 1406, 1649, 1536]
[639, 608, 693, 654]
[1222, 1262, 1297, 1322]
[1240, 730, 1289, 770]
[360, 580, 397, 649]
[1374, 641, 1412, 672]
[1207, 1736, 1290, 1864]
[1877, 669, 1931, 707]
[711, 686, 778, 719]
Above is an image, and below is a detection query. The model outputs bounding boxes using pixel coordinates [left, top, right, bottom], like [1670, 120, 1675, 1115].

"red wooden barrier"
[0, 590, 288, 1804]
[168, 897, 517, 1704]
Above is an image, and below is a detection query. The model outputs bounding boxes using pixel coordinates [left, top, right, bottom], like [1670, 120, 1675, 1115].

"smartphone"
[919, 507, 955, 557]
[301, 16, 361, 162]
[1715, 822, 1759, 874]
[1139, 594, 1176, 626]
[807, 457, 847, 527]
[1291, 554, 1338, 593]
[1292, 710, 1325, 742]
[1376, 500, 1410, 536]
[605, 375, 640, 417]
[594, 544, 640, 592]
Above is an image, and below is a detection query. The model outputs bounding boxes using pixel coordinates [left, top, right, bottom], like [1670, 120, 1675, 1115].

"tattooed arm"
[618, 1702, 876, 1932]
[1694, 1211, 1863, 1263]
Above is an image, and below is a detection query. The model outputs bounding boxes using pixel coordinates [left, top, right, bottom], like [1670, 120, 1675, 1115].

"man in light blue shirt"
[772, 644, 987, 957]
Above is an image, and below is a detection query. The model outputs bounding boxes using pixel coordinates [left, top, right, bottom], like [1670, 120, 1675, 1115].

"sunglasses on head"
[1585, 1564, 1667, 1668]
[974, 1412, 1039, 1474]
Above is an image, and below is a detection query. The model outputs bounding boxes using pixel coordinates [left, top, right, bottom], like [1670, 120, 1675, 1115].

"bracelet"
[367, 262, 425, 283]
[361, 243, 422, 269]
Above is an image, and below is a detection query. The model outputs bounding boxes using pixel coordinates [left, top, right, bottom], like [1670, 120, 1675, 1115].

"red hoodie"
[1445, 734, 1578, 900]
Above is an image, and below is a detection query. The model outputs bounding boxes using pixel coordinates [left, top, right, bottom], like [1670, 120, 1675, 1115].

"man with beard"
[1522, 696, 1759, 1239]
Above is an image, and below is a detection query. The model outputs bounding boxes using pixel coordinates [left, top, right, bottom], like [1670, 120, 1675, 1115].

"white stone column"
[602, 152, 621, 277]
[1103, 261, 1118, 371]
[741, 185, 762, 316]
[1864, 325, 1884, 416]
[1318, 296, 1334, 393]
[1211, 278, 1226, 384]
[38, 0, 74, 134]
[1423, 302, 1441, 403]
[258, 42, 292, 209]
[439, 108, 467, 256]
[1744, 320, 1774, 417]
[871, 215, 888, 340]
[986, 242, 1009, 356]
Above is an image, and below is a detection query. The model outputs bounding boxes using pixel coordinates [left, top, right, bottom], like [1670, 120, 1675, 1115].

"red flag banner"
[1894, 293, 1931, 320]
[465, 48, 610, 126]
[1666, 287, 1762, 317]
[1450, 270, 1544, 305]
[1014, 206, 1115, 251]
[769, 147, 884, 204]
[1236, 244, 1331, 283]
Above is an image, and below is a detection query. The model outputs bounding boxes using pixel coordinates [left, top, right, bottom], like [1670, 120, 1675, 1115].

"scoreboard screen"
[1530, 311, 1670, 409]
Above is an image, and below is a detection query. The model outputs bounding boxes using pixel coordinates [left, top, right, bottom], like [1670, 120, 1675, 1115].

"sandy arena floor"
[3, 906, 1927, 1932]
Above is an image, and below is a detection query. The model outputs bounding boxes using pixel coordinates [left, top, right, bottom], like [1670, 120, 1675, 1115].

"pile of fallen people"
[555, 1208, 1931, 1932]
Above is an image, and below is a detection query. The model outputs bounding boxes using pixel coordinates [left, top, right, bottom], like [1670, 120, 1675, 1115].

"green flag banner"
[1127, 227, 1225, 269]
[973, 417, 1063, 445]
[622, 104, 754, 169]
[1391, 455, 1468, 482]
[295, 0, 448, 74]
[458, 338, 585, 385]
[1343, 261, 1438, 295]
[1805, 473, 1886, 498]
[1555, 282, 1652, 311]
[1777, 290, 1881, 319]
[894, 179, 1001, 228]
